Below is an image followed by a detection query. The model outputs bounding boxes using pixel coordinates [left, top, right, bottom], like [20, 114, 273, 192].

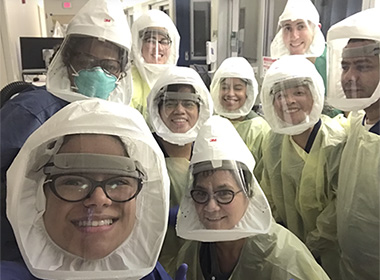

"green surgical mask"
[72, 66, 118, 99]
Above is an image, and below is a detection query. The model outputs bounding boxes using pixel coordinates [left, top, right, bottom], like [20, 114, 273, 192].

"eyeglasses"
[190, 189, 244, 205]
[44, 174, 142, 203]
[71, 52, 123, 76]
[163, 99, 199, 110]
[143, 37, 172, 47]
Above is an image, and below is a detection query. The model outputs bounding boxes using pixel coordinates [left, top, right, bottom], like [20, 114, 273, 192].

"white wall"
[44, 0, 88, 36]
[1, 0, 44, 88]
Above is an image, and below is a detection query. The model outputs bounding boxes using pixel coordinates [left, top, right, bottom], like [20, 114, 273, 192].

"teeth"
[285, 108, 299, 113]
[173, 119, 186, 123]
[77, 219, 113, 227]
[207, 217, 221, 221]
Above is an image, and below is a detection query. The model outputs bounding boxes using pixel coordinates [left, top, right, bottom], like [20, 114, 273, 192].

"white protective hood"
[6, 100, 170, 280]
[326, 8, 380, 111]
[176, 116, 272, 242]
[131, 10, 180, 88]
[270, 0, 325, 58]
[147, 66, 213, 145]
[261, 55, 324, 135]
[210, 57, 259, 119]
[46, 0, 133, 105]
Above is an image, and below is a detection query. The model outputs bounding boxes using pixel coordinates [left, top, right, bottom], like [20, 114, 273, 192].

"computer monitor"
[19, 37, 64, 73]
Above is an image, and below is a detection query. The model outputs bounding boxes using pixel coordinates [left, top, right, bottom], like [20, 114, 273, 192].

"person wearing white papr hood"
[172, 115, 331, 280]
[130, 10, 181, 122]
[1, 99, 188, 280]
[270, 0, 331, 113]
[209, 57, 270, 181]
[1, 0, 132, 264]
[260, 55, 346, 280]
[146, 66, 213, 274]
[326, 8, 380, 280]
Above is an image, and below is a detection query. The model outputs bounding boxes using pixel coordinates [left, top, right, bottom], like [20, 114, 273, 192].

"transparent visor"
[187, 160, 252, 230]
[270, 77, 315, 125]
[61, 34, 129, 77]
[156, 85, 201, 133]
[218, 78, 249, 111]
[139, 28, 172, 64]
[327, 39, 380, 110]
[279, 19, 315, 55]
[41, 150, 146, 260]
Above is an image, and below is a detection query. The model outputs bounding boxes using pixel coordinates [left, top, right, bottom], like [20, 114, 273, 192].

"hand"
[174, 263, 188, 280]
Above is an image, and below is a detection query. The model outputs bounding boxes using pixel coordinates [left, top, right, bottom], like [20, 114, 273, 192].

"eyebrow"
[342, 58, 376, 65]
[193, 184, 234, 191]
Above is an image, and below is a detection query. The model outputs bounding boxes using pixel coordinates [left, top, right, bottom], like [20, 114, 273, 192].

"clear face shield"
[188, 160, 251, 230]
[327, 39, 380, 111]
[270, 77, 315, 126]
[157, 84, 202, 133]
[177, 159, 272, 242]
[280, 19, 315, 55]
[218, 78, 248, 112]
[40, 134, 146, 261]
[60, 34, 129, 99]
[139, 28, 172, 64]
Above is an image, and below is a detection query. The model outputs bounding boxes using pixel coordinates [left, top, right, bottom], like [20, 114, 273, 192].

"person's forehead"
[221, 78, 246, 85]
[59, 134, 125, 155]
[281, 19, 307, 27]
[81, 38, 119, 51]
[144, 27, 169, 37]
[342, 56, 379, 65]
[196, 169, 234, 181]
[342, 41, 380, 65]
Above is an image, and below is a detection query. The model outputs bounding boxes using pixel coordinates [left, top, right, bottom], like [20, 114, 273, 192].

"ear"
[318, 23, 322, 29]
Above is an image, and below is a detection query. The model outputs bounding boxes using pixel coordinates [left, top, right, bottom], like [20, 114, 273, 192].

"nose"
[204, 196, 220, 212]
[226, 87, 235, 96]
[173, 102, 186, 113]
[83, 186, 112, 208]
[290, 29, 299, 40]
[283, 93, 296, 104]
[342, 67, 359, 84]
[154, 40, 165, 51]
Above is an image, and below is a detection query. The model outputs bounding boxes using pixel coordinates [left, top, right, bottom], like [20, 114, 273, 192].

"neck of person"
[291, 126, 313, 150]
[159, 137, 193, 160]
[307, 57, 317, 64]
[364, 99, 380, 125]
[229, 115, 246, 122]
[215, 238, 246, 275]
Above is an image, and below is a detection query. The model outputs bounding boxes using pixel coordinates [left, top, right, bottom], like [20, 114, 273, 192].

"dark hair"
[347, 38, 377, 45]
[166, 84, 196, 93]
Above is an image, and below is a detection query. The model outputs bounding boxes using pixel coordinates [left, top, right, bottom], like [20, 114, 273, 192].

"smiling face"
[159, 85, 200, 133]
[219, 78, 248, 111]
[281, 19, 314, 55]
[43, 135, 136, 260]
[193, 170, 249, 230]
[341, 40, 380, 99]
[273, 84, 314, 125]
[141, 28, 171, 64]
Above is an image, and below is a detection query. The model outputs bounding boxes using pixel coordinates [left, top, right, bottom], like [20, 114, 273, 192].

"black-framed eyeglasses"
[44, 174, 143, 203]
[71, 52, 123, 76]
[143, 37, 172, 47]
[190, 189, 244, 205]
